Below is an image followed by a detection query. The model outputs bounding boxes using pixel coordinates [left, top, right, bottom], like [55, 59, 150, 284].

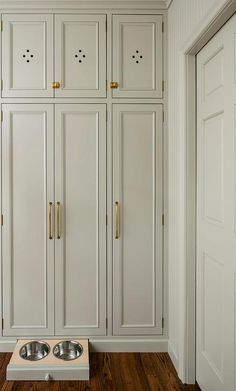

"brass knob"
[110, 81, 119, 89]
[52, 82, 61, 89]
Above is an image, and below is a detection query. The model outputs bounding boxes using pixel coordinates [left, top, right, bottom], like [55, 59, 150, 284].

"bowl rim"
[52, 340, 84, 360]
[19, 340, 51, 361]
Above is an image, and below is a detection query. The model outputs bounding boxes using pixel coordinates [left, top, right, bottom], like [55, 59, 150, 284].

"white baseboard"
[0, 337, 168, 353]
[168, 341, 178, 372]
[89, 337, 168, 352]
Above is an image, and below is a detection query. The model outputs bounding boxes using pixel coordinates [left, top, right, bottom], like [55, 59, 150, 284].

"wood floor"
[0, 352, 201, 391]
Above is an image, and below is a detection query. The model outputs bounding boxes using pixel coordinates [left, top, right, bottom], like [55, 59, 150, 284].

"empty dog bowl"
[19, 341, 50, 361]
[53, 340, 83, 361]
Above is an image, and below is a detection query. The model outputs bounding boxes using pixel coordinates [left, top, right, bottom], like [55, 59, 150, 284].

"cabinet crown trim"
[0, 0, 168, 9]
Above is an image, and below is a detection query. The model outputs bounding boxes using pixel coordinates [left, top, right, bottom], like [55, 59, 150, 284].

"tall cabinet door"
[112, 15, 163, 98]
[113, 104, 163, 335]
[2, 104, 54, 336]
[55, 15, 106, 97]
[55, 104, 106, 335]
[2, 14, 54, 97]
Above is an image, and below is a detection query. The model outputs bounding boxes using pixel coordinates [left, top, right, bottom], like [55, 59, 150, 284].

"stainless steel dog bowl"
[19, 341, 50, 361]
[53, 340, 83, 361]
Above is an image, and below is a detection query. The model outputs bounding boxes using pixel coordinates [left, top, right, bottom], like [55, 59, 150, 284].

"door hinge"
[106, 110, 108, 122]
[2, 319, 4, 330]
[162, 317, 164, 329]
[1, 111, 3, 122]
[1, 215, 3, 226]
[162, 21, 164, 33]
[106, 214, 108, 226]
[105, 19, 107, 32]
[162, 80, 164, 92]
[162, 111, 164, 123]
[1, 21, 3, 32]
[1, 80, 3, 90]
[162, 214, 164, 226]
[106, 318, 108, 329]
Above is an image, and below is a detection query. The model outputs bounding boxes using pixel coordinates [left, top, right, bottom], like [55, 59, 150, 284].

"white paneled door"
[2, 103, 106, 337]
[196, 13, 236, 391]
[113, 104, 163, 335]
[55, 15, 106, 97]
[55, 104, 106, 335]
[2, 14, 54, 97]
[112, 15, 163, 98]
[2, 104, 54, 336]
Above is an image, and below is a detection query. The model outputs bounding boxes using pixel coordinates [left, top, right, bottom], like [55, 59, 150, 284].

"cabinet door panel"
[112, 15, 163, 98]
[113, 104, 163, 335]
[55, 15, 106, 97]
[2, 14, 53, 97]
[2, 104, 54, 336]
[55, 104, 106, 335]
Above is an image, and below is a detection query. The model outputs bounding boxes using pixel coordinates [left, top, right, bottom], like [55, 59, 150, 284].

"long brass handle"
[48, 202, 53, 240]
[115, 201, 120, 239]
[57, 201, 61, 239]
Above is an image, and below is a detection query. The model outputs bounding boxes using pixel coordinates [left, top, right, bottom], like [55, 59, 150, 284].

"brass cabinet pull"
[115, 201, 120, 239]
[52, 82, 60, 89]
[57, 201, 61, 239]
[48, 202, 53, 240]
[110, 81, 119, 89]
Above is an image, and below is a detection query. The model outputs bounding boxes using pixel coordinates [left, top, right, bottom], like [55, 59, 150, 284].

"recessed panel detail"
[203, 112, 224, 224]
[202, 253, 224, 380]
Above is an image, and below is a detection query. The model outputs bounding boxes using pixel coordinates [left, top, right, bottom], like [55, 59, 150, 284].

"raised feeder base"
[7, 339, 89, 381]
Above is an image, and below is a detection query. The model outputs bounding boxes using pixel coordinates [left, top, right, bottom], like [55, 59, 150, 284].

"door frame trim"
[179, 0, 236, 383]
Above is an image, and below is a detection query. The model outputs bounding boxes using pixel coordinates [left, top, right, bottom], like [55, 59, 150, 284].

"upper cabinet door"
[55, 15, 106, 97]
[2, 14, 54, 97]
[112, 15, 163, 98]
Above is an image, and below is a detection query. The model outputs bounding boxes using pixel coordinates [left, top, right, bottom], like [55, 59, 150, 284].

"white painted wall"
[168, 0, 230, 381]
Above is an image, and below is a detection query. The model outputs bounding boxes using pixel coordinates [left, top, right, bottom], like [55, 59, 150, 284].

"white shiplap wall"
[168, 0, 229, 381]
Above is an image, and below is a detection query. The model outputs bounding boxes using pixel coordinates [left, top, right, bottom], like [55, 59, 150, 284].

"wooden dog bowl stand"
[7, 339, 89, 381]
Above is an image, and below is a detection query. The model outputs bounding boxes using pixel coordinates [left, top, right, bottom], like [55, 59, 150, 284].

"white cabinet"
[112, 15, 163, 98]
[55, 15, 106, 97]
[2, 14, 106, 98]
[55, 104, 106, 335]
[2, 103, 107, 337]
[2, 104, 54, 336]
[0, 10, 165, 343]
[2, 15, 54, 97]
[113, 104, 163, 335]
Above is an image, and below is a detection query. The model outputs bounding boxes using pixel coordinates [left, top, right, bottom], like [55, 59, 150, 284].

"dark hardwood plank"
[0, 352, 201, 391]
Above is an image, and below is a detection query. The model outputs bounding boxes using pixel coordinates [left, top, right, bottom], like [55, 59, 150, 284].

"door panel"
[112, 15, 163, 98]
[113, 104, 163, 335]
[2, 104, 54, 336]
[197, 13, 236, 391]
[55, 104, 106, 335]
[55, 15, 106, 97]
[2, 14, 53, 97]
